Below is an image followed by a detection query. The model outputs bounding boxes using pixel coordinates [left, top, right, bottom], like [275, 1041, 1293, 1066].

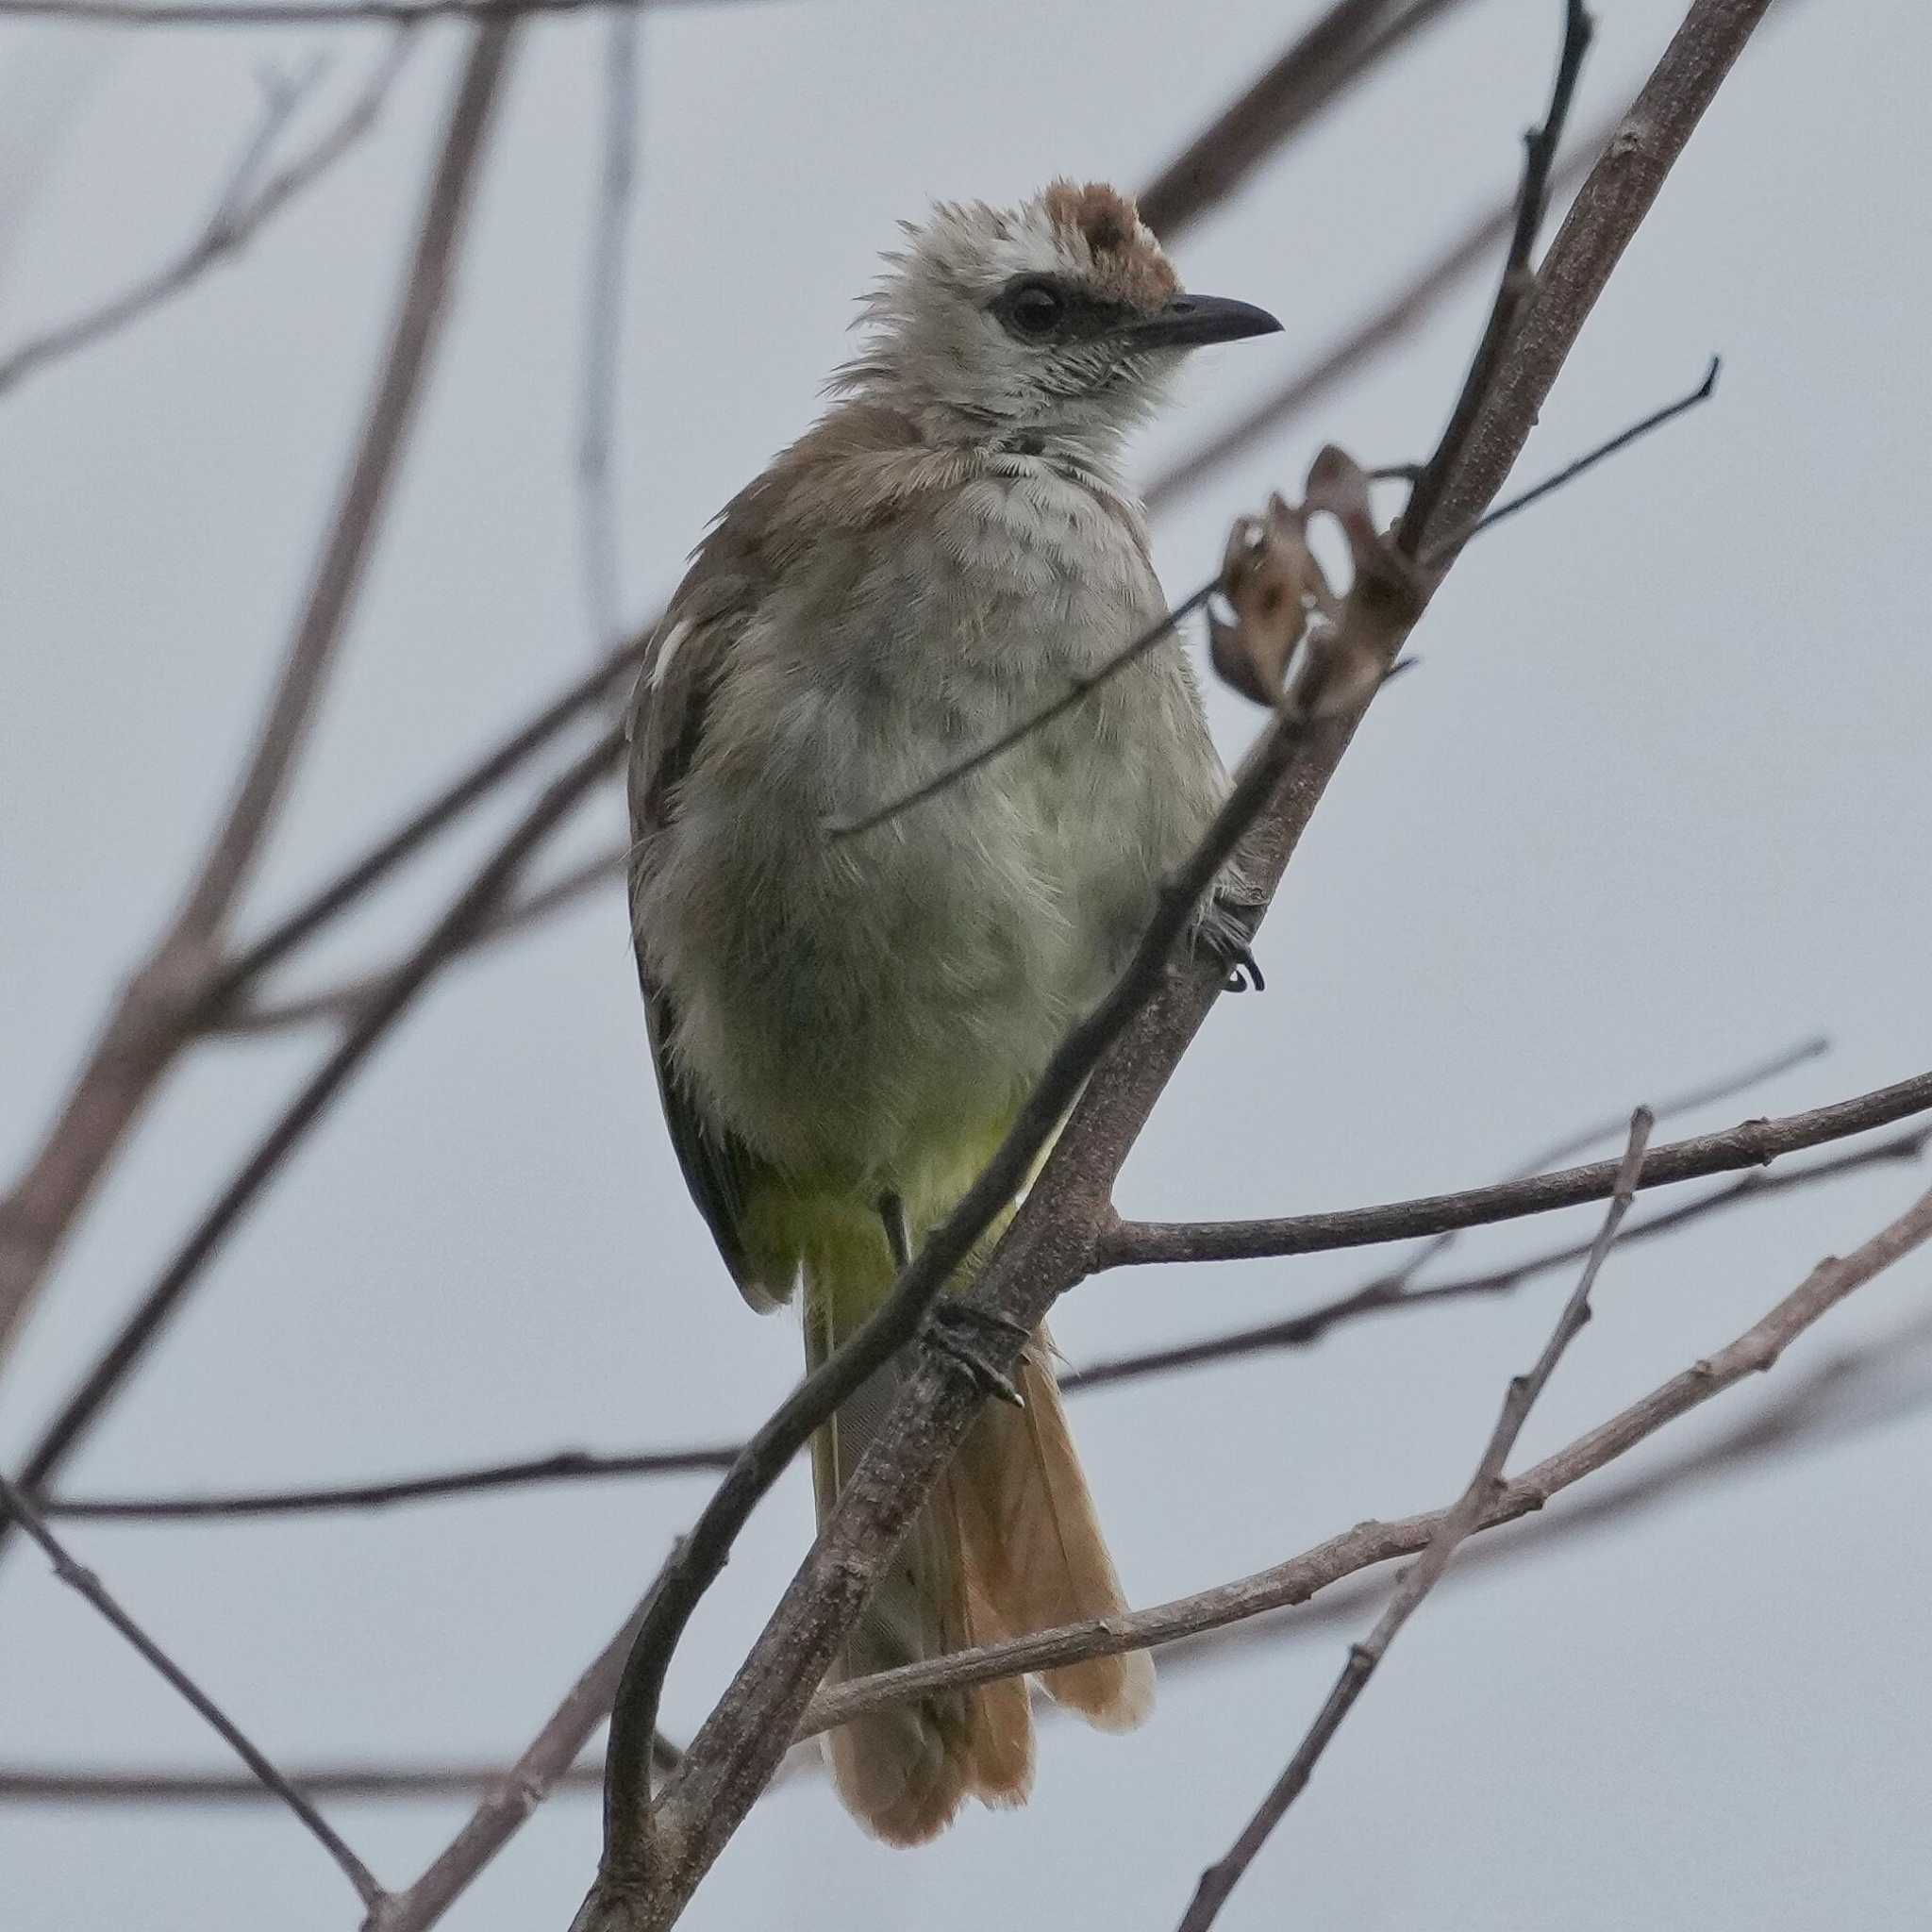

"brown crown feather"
[1041, 179, 1179, 312]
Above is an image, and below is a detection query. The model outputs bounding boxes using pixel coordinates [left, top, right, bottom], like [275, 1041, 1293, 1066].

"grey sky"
[3, 2, 1930, 1927]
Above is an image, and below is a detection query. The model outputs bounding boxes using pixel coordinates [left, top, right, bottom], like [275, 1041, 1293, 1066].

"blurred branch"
[578, 9, 642, 652]
[0, 1474, 388, 1910]
[201, 660, 639, 1015]
[1179, 1104, 1653, 1931]
[1139, 0, 1478, 241]
[210, 842, 629, 1036]
[39, 1124, 1921, 1526]
[0, 25, 516, 1372]
[42, 1439, 740, 1521]
[0, 726, 623, 1560]
[0, 31, 416, 398]
[799, 1171, 1932, 1745]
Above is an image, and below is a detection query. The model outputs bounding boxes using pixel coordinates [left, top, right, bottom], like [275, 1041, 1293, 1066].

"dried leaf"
[1208, 495, 1326, 707]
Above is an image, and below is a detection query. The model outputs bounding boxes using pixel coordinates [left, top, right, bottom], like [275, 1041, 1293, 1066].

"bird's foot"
[923, 1301, 1029, 1407]
[1191, 891, 1267, 993]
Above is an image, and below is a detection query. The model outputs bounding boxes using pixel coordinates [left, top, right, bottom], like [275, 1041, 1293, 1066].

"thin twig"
[1283, 1025, 1824, 1324]
[1417, 0, 1776, 551]
[0, 24, 515, 1370]
[578, 10, 641, 652]
[1177, 1108, 1652, 1929]
[1100, 1067, 1932, 1268]
[1143, 109, 1610, 518]
[800, 1171, 1932, 1745]
[1138, 0, 1476, 241]
[211, 842, 630, 1035]
[1397, 0, 1595, 552]
[203, 653, 641, 1012]
[42, 1441, 740, 1521]
[1420, 352, 1720, 565]
[1, 727, 623, 1556]
[843, 324, 1714, 851]
[825, 582, 1216, 840]
[0, 1474, 388, 1911]
[1075, 1131, 1929, 1390]
[0, 34, 416, 399]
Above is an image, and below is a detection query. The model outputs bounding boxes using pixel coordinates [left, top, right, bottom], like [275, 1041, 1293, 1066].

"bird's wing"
[625, 560, 784, 1312]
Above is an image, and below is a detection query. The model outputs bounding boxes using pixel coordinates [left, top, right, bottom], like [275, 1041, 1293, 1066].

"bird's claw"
[924, 1302, 1028, 1407]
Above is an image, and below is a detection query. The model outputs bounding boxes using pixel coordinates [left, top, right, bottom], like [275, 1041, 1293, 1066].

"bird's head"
[832, 179, 1280, 457]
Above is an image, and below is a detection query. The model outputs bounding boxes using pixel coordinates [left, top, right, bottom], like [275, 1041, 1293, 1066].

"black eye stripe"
[990, 274, 1134, 343]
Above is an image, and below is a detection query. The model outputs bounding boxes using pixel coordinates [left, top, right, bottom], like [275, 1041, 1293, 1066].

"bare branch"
[0, 1474, 388, 1910]
[0, 727, 623, 1560]
[42, 1441, 740, 1522]
[1101, 1067, 1932, 1269]
[1074, 1131, 1929, 1388]
[366, 1602, 646, 1932]
[1178, 1108, 1654, 1930]
[1419, 351, 1720, 564]
[42, 1120, 1915, 1527]
[0, 33, 416, 399]
[1397, 0, 1595, 552]
[1143, 110, 1610, 518]
[1418, 0, 1776, 552]
[210, 842, 630, 1036]
[0, 24, 516, 1368]
[799, 1172, 1932, 1744]
[204, 659, 640, 1013]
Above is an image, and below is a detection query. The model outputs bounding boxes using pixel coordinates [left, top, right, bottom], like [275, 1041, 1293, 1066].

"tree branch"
[1178, 1107, 1653, 1930]
[208, 842, 630, 1036]
[797, 1172, 1932, 1744]
[1396, 0, 1594, 550]
[1101, 1068, 1932, 1268]
[0, 1474, 388, 1911]
[0, 31, 417, 399]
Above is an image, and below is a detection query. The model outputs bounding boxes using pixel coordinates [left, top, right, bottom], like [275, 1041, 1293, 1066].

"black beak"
[1122, 292, 1282, 351]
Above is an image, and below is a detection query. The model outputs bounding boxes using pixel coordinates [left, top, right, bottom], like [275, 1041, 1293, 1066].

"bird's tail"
[804, 1205, 1152, 1846]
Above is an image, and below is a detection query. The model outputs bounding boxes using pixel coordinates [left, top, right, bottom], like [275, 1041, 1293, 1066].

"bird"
[625, 178, 1280, 1845]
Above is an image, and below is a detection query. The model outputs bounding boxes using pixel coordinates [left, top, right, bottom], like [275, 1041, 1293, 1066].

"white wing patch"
[649, 615, 695, 688]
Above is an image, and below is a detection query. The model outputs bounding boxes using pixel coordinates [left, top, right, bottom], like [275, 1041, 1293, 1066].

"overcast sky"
[4, 3, 1931, 1928]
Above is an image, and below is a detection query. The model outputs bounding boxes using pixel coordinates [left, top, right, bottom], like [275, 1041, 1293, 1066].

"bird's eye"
[1004, 281, 1065, 337]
